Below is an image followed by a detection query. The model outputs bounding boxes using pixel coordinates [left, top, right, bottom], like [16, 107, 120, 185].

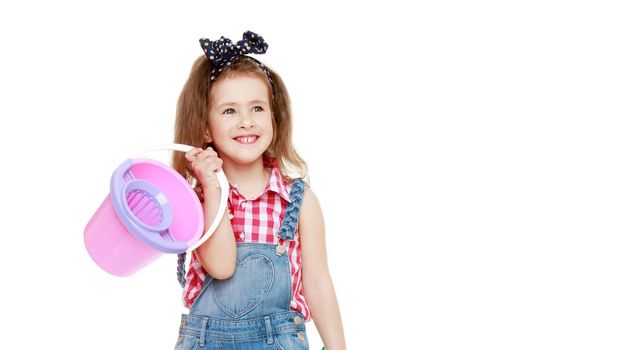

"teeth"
[236, 136, 257, 144]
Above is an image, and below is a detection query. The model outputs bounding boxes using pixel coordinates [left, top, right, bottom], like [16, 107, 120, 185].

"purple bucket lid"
[109, 159, 190, 254]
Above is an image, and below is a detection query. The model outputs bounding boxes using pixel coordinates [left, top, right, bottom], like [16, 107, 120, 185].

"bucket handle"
[136, 143, 230, 252]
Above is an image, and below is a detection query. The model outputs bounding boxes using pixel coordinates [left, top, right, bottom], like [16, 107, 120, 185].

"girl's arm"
[185, 147, 236, 280]
[195, 186, 237, 280]
[299, 188, 347, 350]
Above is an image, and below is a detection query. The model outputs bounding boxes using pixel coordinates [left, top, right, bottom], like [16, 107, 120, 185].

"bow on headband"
[199, 31, 272, 84]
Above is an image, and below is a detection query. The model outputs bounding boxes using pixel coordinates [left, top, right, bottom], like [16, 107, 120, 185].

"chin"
[226, 151, 267, 165]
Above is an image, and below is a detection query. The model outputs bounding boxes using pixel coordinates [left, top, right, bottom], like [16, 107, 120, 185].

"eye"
[223, 108, 236, 115]
[252, 106, 264, 112]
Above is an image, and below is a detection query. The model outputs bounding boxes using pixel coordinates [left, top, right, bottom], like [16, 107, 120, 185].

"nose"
[237, 112, 255, 129]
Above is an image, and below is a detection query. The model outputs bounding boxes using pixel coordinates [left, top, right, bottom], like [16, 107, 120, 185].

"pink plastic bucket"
[84, 145, 228, 277]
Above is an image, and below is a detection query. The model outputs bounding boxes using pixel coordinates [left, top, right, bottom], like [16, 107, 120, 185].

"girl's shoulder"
[298, 185, 321, 225]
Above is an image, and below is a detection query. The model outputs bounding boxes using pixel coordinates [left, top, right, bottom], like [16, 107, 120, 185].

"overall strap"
[278, 178, 307, 241]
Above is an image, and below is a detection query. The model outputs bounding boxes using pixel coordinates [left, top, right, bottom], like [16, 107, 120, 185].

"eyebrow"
[216, 99, 269, 109]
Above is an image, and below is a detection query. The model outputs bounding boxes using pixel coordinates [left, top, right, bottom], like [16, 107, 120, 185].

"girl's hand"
[185, 147, 223, 190]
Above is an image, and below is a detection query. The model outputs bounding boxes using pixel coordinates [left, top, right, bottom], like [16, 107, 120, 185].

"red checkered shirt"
[182, 155, 311, 321]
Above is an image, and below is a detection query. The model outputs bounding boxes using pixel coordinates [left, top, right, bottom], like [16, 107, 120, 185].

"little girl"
[171, 31, 346, 350]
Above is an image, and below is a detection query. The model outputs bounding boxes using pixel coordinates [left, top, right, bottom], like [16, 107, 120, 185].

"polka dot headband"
[199, 31, 274, 88]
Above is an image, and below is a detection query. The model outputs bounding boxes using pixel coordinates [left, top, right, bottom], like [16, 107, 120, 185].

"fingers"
[195, 148, 218, 162]
[202, 158, 224, 175]
[185, 147, 202, 162]
[185, 147, 218, 162]
[184, 147, 223, 189]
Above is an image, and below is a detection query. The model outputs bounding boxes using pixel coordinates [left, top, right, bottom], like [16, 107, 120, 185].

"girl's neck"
[222, 157, 271, 199]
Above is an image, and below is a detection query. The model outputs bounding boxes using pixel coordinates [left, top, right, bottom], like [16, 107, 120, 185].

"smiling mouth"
[234, 136, 259, 144]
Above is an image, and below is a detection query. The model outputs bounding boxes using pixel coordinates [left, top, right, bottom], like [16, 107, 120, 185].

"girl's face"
[206, 74, 274, 167]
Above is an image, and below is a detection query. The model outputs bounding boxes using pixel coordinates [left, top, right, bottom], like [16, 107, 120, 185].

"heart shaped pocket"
[212, 254, 275, 318]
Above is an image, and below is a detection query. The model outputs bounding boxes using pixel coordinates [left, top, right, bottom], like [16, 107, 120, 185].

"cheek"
[263, 120, 274, 141]
[207, 127, 227, 146]
[209, 119, 231, 138]
[213, 127, 228, 139]
[264, 114, 275, 134]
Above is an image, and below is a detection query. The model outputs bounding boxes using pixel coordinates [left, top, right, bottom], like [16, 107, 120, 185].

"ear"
[204, 129, 213, 143]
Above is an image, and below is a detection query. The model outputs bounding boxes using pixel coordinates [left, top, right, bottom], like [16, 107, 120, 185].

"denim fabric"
[176, 180, 309, 349]
[175, 311, 308, 350]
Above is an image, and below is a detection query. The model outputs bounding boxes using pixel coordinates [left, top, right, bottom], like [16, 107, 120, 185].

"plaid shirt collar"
[228, 153, 291, 203]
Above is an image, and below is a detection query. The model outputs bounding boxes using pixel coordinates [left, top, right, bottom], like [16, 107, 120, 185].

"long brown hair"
[172, 55, 308, 186]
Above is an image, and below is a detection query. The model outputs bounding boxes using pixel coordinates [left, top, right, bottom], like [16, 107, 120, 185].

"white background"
[1, 1, 621, 349]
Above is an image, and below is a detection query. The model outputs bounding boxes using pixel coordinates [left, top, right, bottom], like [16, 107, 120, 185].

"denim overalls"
[175, 179, 310, 350]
